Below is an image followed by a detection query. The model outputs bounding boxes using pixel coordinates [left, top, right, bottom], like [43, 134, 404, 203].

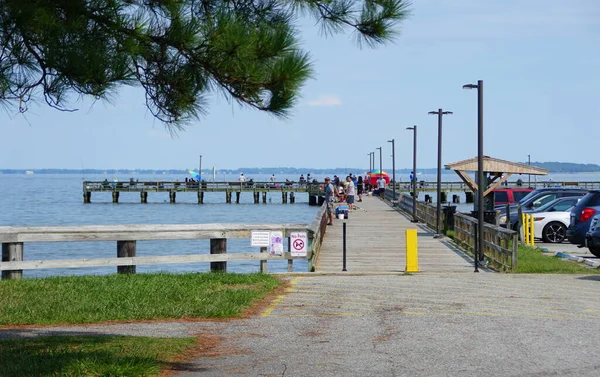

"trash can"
[470, 210, 498, 225]
[442, 206, 457, 232]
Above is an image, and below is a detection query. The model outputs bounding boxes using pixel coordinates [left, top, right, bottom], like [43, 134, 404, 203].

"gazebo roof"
[445, 156, 548, 175]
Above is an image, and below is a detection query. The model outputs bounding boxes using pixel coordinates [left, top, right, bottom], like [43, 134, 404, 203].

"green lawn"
[0, 335, 195, 377]
[0, 272, 282, 326]
[514, 245, 600, 273]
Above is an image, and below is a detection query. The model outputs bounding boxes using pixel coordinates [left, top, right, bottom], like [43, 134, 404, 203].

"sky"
[1, 0, 599, 171]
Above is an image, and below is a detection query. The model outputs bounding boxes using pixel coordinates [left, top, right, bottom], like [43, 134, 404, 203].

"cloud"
[307, 95, 342, 107]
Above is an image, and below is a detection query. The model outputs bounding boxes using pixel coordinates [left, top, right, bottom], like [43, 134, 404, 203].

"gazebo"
[445, 156, 548, 207]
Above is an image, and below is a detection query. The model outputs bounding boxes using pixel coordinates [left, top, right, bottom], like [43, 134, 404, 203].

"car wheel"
[589, 245, 600, 258]
[542, 222, 567, 243]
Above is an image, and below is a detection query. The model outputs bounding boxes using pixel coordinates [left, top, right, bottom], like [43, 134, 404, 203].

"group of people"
[323, 173, 388, 225]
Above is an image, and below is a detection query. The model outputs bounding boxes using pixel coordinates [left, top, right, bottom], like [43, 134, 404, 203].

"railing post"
[117, 240, 136, 274]
[512, 233, 518, 270]
[2, 243, 23, 280]
[210, 238, 227, 271]
[287, 237, 293, 272]
[260, 246, 267, 273]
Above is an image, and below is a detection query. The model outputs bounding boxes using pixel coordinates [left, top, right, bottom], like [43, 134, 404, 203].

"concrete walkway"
[315, 196, 481, 273]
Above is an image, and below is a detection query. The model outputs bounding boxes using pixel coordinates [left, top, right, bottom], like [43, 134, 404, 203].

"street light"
[428, 109, 453, 238]
[528, 154, 531, 188]
[463, 80, 484, 273]
[406, 126, 418, 222]
[387, 139, 396, 205]
[199, 155, 202, 181]
[376, 147, 382, 199]
[367, 153, 372, 174]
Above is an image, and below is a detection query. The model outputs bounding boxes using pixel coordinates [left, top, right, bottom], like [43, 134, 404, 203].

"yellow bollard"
[521, 214, 535, 247]
[529, 214, 535, 247]
[405, 229, 419, 272]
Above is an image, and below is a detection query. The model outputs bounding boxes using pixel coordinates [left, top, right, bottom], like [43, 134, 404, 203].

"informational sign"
[269, 231, 284, 255]
[290, 232, 308, 257]
[251, 231, 270, 247]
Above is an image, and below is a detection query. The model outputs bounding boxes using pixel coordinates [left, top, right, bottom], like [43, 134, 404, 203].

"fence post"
[210, 238, 227, 271]
[512, 233, 518, 270]
[1, 243, 23, 280]
[117, 240, 136, 274]
[260, 246, 267, 273]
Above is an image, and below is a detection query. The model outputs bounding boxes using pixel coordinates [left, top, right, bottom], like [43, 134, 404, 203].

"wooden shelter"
[445, 156, 548, 197]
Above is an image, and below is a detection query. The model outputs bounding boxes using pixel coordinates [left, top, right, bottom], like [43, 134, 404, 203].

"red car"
[492, 188, 534, 206]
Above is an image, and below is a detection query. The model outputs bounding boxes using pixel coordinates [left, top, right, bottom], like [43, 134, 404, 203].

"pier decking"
[315, 196, 479, 273]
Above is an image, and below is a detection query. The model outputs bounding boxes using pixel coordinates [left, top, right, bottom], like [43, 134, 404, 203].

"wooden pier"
[82, 180, 600, 204]
[314, 197, 478, 273]
[82, 181, 324, 204]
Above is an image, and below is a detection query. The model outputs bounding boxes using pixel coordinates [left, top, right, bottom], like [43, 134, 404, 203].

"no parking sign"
[290, 232, 308, 257]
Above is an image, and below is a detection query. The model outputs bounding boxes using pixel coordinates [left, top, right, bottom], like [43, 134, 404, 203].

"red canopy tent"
[367, 170, 390, 186]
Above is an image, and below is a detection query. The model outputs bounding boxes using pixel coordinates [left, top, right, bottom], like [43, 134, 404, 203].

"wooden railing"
[0, 211, 330, 279]
[394, 192, 518, 271]
[84, 181, 324, 192]
[306, 203, 329, 272]
[453, 213, 518, 271]
[388, 181, 600, 192]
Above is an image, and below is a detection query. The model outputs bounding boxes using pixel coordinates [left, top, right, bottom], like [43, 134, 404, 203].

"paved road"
[5, 273, 600, 376]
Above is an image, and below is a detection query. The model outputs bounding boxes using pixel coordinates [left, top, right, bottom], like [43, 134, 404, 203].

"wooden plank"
[0, 223, 309, 243]
[0, 252, 304, 271]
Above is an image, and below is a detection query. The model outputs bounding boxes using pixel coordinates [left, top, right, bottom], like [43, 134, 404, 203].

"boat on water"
[25, 170, 34, 175]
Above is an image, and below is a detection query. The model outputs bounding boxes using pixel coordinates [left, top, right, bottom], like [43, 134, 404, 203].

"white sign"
[290, 232, 308, 257]
[269, 231, 284, 255]
[251, 231, 270, 247]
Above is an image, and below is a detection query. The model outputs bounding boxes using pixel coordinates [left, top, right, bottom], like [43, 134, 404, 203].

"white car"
[526, 196, 582, 243]
[533, 208, 575, 243]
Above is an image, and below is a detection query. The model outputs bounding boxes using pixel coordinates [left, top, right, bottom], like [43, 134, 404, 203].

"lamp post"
[528, 154, 531, 188]
[367, 153, 372, 174]
[406, 126, 418, 222]
[199, 155, 202, 181]
[463, 80, 484, 273]
[387, 139, 396, 205]
[428, 109, 453, 238]
[376, 147, 382, 198]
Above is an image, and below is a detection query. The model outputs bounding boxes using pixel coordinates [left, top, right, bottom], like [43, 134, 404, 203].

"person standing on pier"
[377, 175, 386, 200]
[357, 176, 364, 202]
[324, 177, 335, 225]
[346, 176, 356, 210]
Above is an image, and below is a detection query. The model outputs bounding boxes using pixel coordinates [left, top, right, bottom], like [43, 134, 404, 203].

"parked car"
[567, 190, 600, 247]
[499, 196, 581, 237]
[585, 214, 600, 257]
[495, 188, 588, 215]
[531, 197, 581, 243]
[492, 187, 534, 206]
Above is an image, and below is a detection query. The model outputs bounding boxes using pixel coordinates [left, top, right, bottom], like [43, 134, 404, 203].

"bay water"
[2, 171, 599, 278]
[0, 173, 322, 278]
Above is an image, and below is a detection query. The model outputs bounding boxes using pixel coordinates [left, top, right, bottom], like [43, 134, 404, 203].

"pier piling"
[112, 192, 119, 203]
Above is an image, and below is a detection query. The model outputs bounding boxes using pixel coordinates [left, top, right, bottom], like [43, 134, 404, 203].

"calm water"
[0, 174, 322, 278]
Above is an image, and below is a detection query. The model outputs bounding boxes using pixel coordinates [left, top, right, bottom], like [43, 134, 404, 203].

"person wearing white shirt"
[377, 176, 386, 200]
[345, 176, 356, 210]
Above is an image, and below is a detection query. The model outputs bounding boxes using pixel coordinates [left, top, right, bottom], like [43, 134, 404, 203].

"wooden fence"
[1, 205, 330, 280]
[394, 192, 518, 271]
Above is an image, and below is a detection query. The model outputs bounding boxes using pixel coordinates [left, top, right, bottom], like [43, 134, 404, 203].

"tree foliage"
[0, 0, 410, 129]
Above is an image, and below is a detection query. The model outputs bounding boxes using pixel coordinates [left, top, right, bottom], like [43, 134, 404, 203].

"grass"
[0, 335, 196, 377]
[445, 229, 600, 273]
[513, 245, 600, 274]
[0, 272, 282, 326]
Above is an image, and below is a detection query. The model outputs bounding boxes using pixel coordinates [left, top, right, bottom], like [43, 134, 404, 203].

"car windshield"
[518, 190, 538, 204]
[535, 198, 565, 212]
